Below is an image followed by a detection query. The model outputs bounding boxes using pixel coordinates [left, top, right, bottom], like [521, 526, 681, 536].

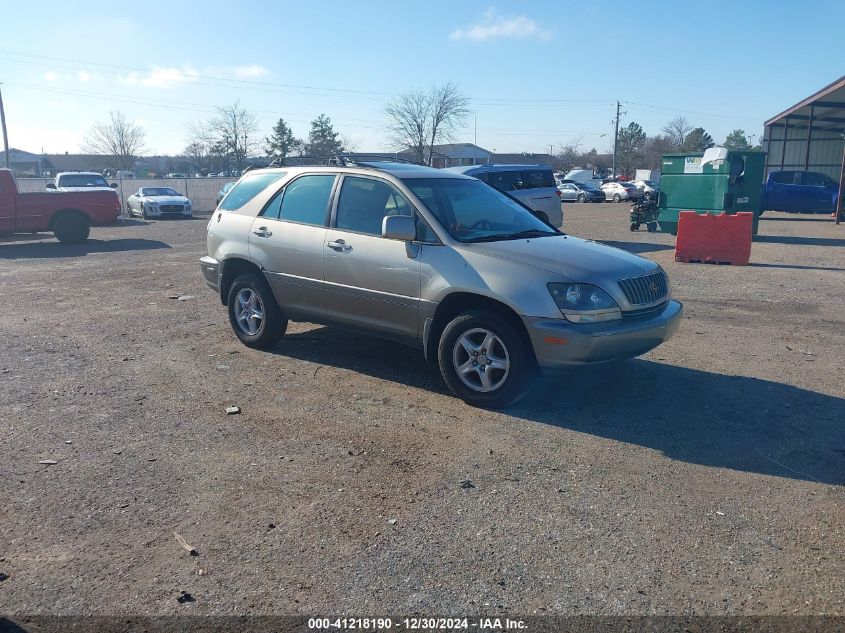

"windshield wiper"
[464, 229, 557, 243]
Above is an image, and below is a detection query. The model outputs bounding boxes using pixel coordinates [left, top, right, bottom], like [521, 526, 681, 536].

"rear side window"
[801, 172, 827, 187]
[521, 170, 556, 189]
[770, 171, 795, 185]
[273, 174, 335, 226]
[485, 170, 523, 192]
[219, 172, 286, 211]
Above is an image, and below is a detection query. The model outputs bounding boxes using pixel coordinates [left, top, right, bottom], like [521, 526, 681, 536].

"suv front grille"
[618, 271, 668, 306]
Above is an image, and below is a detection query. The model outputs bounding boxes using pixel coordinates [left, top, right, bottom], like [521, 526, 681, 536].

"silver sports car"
[126, 187, 193, 218]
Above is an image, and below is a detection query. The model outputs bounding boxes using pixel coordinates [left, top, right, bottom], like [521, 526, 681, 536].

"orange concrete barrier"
[674, 211, 753, 266]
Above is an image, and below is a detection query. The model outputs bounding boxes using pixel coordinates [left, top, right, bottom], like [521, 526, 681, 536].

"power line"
[2, 81, 612, 139]
[0, 48, 615, 106]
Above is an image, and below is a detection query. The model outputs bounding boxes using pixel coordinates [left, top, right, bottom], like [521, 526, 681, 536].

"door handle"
[252, 227, 272, 237]
[326, 239, 352, 252]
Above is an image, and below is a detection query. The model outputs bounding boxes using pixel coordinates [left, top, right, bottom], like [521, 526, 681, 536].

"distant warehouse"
[762, 75, 845, 181]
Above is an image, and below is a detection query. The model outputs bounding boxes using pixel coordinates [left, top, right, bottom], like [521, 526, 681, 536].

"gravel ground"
[0, 204, 843, 619]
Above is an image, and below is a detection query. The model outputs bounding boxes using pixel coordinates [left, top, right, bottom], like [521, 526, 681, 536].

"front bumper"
[524, 299, 683, 370]
[200, 256, 220, 293]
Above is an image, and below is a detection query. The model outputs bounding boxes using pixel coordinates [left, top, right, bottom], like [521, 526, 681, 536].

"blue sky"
[1, 0, 842, 156]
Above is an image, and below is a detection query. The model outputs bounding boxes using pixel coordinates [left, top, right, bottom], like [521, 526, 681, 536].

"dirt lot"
[1, 204, 843, 618]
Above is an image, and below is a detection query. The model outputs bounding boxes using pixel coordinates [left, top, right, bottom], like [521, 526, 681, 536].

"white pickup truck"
[47, 172, 117, 192]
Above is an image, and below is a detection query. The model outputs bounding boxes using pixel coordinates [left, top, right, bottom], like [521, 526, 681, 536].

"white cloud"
[450, 8, 551, 42]
[44, 71, 58, 82]
[77, 70, 92, 83]
[118, 65, 199, 88]
[231, 64, 269, 79]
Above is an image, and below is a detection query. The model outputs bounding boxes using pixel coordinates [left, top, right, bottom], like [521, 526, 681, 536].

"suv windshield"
[58, 174, 109, 188]
[405, 178, 559, 243]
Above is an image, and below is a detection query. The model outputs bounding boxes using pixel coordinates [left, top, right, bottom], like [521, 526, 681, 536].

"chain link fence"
[16, 177, 238, 214]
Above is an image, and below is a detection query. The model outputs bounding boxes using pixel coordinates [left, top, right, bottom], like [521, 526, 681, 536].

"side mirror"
[382, 215, 416, 241]
[46, 183, 56, 190]
[110, 183, 119, 189]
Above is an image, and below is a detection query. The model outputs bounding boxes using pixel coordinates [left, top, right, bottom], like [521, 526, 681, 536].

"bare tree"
[384, 82, 470, 165]
[205, 101, 259, 171]
[81, 110, 146, 171]
[662, 116, 692, 150]
[385, 89, 432, 164]
[426, 82, 470, 165]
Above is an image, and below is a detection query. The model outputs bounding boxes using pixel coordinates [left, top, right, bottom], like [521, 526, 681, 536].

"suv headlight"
[547, 283, 621, 323]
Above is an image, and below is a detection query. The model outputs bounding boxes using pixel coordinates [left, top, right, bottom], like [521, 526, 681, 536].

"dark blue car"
[762, 170, 839, 214]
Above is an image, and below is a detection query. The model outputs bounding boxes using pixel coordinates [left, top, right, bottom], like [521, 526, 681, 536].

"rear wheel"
[630, 222, 640, 232]
[53, 213, 90, 244]
[613, 193, 621, 203]
[227, 273, 287, 349]
[438, 310, 535, 409]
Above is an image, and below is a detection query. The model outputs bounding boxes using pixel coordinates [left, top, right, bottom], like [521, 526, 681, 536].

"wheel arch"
[218, 257, 263, 305]
[424, 291, 533, 363]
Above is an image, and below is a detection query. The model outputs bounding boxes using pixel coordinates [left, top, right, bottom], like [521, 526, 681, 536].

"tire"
[53, 212, 90, 244]
[613, 193, 621, 203]
[577, 194, 586, 203]
[226, 273, 287, 349]
[142, 206, 149, 219]
[437, 310, 536, 409]
[630, 222, 640, 232]
[647, 222, 658, 233]
[126, 202, 133, 217]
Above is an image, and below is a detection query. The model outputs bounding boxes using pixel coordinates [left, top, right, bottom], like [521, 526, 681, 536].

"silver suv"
[200, 160, 682, 408]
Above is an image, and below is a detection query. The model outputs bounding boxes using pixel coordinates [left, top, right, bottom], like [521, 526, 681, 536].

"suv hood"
[465, 235, 658, 281]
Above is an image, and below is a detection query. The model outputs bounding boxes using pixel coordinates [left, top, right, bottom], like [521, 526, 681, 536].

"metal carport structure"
[762, 75, 845, 224]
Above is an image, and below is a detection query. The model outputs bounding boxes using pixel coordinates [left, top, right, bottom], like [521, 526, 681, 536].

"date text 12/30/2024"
[308, 618, 528, 630]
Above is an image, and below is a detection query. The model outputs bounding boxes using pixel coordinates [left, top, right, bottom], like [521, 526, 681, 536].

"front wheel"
[438, 310, 536, 409]
[577, 194, 586, 203]
[227, 273, 288, 349]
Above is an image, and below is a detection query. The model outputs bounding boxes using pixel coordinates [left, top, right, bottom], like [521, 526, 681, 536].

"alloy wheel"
[234, 288, 264, 336]
[452, 328, 510, 392]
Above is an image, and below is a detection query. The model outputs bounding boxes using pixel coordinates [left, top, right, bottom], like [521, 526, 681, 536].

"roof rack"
[266, 154, 428, 169]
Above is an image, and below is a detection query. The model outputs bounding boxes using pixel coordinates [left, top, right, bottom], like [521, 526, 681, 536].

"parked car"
[558, 181, 605, 203]
[216, 182, 236, 207]
[0, 168, 120, 243]
[126, 187, 192, 218]
[166, 173, 185, 179]
[632, 179, 660, 200]
[199, 161, 682, 408]
[445, 164, 563, 228]
[762, 170, 839, 214]
[48, 172, 117, 192]
[601, 181, 643, 202]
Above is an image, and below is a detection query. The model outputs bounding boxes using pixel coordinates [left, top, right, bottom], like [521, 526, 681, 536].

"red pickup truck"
[0, 168, 120, 244]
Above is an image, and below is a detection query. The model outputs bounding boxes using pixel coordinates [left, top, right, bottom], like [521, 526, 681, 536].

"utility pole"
[0, 84, 10, 169]
[611, 100, 621, 179]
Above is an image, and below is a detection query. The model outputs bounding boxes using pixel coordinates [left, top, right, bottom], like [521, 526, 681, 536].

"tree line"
[556, 117, 761, 178]
[80, 91, 762, 177]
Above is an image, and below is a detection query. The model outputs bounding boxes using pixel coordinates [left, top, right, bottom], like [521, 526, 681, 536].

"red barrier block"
[675, 211, 753, 266]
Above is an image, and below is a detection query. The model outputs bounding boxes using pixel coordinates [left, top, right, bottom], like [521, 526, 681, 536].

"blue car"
[762, 170, 839, 214]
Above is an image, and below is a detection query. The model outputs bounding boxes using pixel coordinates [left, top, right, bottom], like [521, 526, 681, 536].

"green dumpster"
[657, 149, 766, 235]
